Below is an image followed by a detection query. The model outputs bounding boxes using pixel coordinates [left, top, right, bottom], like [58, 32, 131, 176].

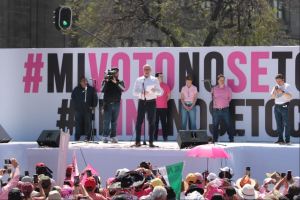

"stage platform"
[0, 141, 299, 185]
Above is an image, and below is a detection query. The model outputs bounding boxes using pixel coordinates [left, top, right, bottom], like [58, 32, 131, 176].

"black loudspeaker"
[37, 130, 60, 147]
[0, 124, 12, 143]
[177, 130, 208, 149]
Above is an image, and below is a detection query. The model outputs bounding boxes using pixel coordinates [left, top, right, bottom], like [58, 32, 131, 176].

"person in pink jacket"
[0, 158, 20, 199]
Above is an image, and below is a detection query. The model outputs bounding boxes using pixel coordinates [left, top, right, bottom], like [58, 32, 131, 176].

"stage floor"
[0, 141, 299, 185]
[70, 140, 300, 150]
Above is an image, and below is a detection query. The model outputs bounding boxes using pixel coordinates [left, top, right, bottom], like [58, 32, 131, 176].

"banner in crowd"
[0, 47, 299, 142]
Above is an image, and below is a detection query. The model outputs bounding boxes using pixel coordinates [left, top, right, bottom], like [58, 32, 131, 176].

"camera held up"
[104, 69, 117, 81]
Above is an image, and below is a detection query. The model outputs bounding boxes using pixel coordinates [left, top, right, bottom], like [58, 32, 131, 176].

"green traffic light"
[63, 20, 69, 27]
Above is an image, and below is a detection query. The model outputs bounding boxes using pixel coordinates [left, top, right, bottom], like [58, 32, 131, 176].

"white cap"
[207, 173, 217, 182]
[194, 172, 204, 181]
[115, 168, 129, 178]
[220, 166, 233, 175]
[263, 178, 275, 185]
[185, 191, 205, 200]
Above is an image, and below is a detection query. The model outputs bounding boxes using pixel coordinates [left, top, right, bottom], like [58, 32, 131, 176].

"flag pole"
[207, 158, 209, 172]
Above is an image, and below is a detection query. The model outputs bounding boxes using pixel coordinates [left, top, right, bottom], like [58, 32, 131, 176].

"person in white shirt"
[270, 74, 293, 144]
[133, 64, 162, 147]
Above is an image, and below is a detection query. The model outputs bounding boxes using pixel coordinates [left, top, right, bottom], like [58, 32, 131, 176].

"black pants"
[155, 108, 168, 140]
[212, 108, 234, 142]
[135, 100, 156, 144]
[274, 104, 290, 142]
[103, 102, 121, 138]
[75, 111, 92, 141]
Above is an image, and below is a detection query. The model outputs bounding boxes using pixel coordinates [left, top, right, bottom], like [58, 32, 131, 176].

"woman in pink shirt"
[212, 74, 234, 142]
[155, 72, 171, 141]
[180, 75, 198, 130]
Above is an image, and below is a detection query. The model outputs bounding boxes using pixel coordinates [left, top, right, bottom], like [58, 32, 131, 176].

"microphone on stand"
[202, 79, 214, 92]
[84, 86, 87, 102]
[142, 76, 147, 100]
[142, 76, 147, 145]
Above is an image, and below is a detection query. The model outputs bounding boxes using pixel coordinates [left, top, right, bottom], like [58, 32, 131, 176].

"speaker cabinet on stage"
[37, 130, 60, 147]
[0, 124, 12, 143]
[177, 130, 208, 149]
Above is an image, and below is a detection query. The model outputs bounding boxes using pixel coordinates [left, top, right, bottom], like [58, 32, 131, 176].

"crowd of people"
[0, 158, 299, 200]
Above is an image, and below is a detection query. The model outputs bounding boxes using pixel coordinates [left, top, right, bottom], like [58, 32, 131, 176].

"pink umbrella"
[186, 144, 230, 171]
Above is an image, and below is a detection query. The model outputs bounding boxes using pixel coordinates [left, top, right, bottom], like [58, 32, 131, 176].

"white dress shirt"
[133, 75, 162, 100]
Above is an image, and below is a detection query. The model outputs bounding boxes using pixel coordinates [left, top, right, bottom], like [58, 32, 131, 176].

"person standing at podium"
[133, 64, 162, 147]
[71, 77, 98, 141]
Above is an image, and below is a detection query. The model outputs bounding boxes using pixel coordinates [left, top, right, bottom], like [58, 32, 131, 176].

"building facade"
[0, 0, 70, 48]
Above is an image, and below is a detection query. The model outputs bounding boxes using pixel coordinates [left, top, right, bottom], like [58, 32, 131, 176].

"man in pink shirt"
[180, 75, 198, 130]
[155, 72, 171, 141]
[212, 74, 234, 142]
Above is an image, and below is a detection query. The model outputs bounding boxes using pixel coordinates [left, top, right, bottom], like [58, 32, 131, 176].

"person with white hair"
[133, 64, 162, 148]
[151, 186, 168, 200]
[140, 186, 167, 200]
[47, 190, 62, 200]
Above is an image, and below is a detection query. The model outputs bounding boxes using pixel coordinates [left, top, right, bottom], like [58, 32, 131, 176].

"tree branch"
[203, 0, 224, 46]
[138, 0, 182, 46]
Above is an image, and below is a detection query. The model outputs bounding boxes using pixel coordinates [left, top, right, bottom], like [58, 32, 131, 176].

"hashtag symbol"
[56, 99, 75, 135]
[22, 53, 44, 93]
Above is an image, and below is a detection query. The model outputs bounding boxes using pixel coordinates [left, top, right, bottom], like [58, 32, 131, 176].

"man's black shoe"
[135, 142, 141, 147]
[149, 143, 157, 148]
[274, 140, 284, 144]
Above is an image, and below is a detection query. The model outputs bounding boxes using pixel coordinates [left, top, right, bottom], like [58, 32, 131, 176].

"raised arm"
[117, 80, 126, 92]
[152, 79, 163, 96]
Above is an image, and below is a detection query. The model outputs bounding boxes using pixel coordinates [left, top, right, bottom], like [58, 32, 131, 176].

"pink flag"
[56, 129, 70, 187]
[71, 150, 79, 179]
[82, 164, 99, 175]
[80, 164, 99, 184]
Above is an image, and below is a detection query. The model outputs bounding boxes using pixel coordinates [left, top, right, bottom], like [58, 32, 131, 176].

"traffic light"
[53, 6, 72, 31]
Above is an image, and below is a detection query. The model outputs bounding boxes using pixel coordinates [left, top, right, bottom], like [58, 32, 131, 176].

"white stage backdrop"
[0, 47, 299, 142]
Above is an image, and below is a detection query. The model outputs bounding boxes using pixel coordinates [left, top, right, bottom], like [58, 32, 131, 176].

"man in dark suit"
[71, 77, 98, 141]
